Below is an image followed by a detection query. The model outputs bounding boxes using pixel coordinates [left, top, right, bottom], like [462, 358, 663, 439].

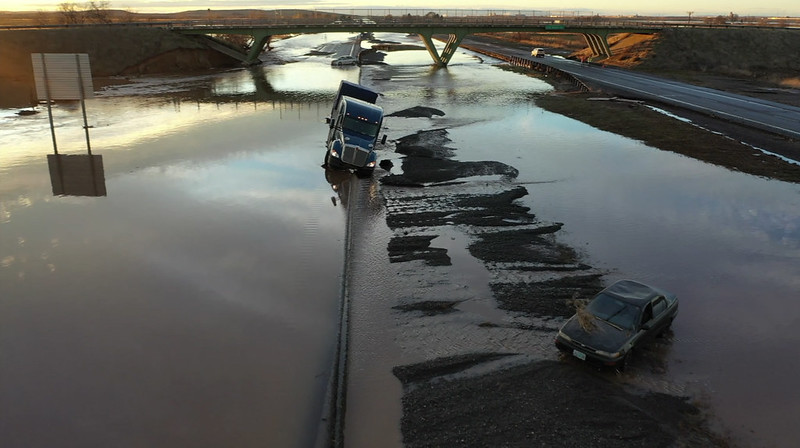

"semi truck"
[324, 80, 386, 176]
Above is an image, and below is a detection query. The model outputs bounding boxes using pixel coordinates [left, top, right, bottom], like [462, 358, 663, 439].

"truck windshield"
[342, 116, 379, 139]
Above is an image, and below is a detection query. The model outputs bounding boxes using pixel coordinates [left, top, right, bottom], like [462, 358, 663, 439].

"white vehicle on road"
[331, 55, 358, 66]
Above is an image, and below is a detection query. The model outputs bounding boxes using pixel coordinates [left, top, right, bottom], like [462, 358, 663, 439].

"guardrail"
[465, 44, 590, 93]
[2, 17, 798, 31]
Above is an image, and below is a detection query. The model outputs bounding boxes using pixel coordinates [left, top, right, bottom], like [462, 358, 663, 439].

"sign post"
[32, 54, 105, 197]
[31, 53, 95, 154]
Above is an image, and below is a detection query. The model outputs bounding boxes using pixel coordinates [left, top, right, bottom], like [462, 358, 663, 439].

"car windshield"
[343, 116, 379, 139]
[586, 293, 641, 330]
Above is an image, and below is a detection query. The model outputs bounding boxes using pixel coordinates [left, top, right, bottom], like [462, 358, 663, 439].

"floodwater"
[1, 43, 354, 447]
[2, 32, 800, 448]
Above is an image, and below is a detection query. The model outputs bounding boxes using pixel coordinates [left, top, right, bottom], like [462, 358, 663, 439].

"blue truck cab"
[324, 81, 385, 176]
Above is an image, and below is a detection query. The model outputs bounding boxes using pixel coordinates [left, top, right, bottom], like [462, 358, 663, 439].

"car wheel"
[658, 318, 675, 338]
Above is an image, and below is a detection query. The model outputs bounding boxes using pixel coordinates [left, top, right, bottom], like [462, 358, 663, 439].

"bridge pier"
[246, 31, 272, 64]
[173, 21, 660, 67]
[582, 33, 612, 59]
[418, 32, 467, 66]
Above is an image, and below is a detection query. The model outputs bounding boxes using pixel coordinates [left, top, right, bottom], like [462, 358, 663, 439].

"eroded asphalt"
[338, 107, 731, 448]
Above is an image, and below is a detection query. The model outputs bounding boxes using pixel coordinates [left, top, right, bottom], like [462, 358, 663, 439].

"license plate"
[572, 349, 587, 361]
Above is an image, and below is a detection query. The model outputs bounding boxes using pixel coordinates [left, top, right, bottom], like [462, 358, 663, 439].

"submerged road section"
[463, 38, 800, 142]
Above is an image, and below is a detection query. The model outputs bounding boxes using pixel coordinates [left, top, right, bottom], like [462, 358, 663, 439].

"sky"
[1, 1, 797, 17]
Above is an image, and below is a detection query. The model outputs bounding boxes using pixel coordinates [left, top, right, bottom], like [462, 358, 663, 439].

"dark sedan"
[555, 280, 678, 370]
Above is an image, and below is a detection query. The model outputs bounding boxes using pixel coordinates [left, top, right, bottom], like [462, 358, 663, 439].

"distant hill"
[0, 9, 339, 27]
[0, 27, 244, 107]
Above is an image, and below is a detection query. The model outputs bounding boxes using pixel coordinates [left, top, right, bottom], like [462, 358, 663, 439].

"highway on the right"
[466, 38, 800, 143]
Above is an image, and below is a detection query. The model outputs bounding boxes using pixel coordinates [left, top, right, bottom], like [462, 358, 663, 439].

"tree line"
[57, 2, 116, 24]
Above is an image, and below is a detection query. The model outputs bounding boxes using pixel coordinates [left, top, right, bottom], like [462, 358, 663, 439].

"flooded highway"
[2, 32, 800, 448]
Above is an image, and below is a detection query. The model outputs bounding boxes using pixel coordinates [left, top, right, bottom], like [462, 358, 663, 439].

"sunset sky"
[1, 1, 797, 16]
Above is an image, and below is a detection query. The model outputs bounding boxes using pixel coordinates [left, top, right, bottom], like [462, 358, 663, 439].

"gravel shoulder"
[395, 357, 721, 448]
[534, 92, 800, 183]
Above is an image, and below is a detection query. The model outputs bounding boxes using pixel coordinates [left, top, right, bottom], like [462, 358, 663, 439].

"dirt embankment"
[534, 94, 800, 183]
[620, 28, 800, 89]
[0, 27, 241, 107]
[484, 29, 800, 181]
[509, 28, 800, 104]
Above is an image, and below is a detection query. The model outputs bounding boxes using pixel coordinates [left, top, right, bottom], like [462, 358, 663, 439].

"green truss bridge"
[171, 17, 667, 66]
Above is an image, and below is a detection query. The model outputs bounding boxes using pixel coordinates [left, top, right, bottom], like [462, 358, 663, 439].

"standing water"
[1, 51, 354, 448]
[1, 32, 799, 448]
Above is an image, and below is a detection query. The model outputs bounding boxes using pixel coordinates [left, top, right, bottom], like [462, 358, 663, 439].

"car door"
[636, 302, 656, 344]
[647, 296, 670, 335]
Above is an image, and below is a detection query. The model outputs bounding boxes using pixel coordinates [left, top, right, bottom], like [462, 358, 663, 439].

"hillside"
[574, 28, 800, 93]
[495, 27, 800, 84]
[0, 27, 241, 107]
[497, 27, 800, 106]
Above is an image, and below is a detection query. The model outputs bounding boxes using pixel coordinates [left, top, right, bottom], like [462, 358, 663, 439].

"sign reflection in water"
[1, 31, 799, 448]
[47, 153, 106, 196]
[1, 47, 357, 448]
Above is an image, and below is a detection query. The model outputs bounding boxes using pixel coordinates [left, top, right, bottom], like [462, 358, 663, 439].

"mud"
[381, 119, 730, 447]
[392, 300, 461, 316]
[381, 129, 519, 187]
[395, 358, 722, 448]
[490, 274, 605, 318]
[388, 235, 451, 266]
[386, 106, 446, 118]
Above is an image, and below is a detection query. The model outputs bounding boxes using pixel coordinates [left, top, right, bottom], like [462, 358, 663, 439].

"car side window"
[653, 297, 667, 316]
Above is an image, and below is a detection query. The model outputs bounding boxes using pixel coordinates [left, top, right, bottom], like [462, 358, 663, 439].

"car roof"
[600, 280, 668, 306]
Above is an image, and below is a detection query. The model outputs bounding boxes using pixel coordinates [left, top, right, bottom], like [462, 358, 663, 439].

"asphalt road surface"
[465, 38, 800, 141]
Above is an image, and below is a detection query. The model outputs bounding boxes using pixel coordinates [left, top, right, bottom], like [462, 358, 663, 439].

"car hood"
[560, 315, 632, 353]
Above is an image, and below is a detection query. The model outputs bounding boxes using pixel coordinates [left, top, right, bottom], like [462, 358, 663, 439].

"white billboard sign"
[31, 53, 94, 101]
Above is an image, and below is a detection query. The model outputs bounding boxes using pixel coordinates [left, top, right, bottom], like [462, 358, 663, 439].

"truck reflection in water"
[47, 154, 106, 197]
[325, 166, 353, 208]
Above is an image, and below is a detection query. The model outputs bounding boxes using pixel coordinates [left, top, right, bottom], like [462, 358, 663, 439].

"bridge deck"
[173, 20, 662, 65]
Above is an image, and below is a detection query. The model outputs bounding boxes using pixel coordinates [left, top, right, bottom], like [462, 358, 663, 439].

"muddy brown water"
[2, 32, 799, 448]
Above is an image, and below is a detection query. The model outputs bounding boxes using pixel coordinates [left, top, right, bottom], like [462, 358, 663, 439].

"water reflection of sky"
[2, 30, 800, 448]
[0, 40, 356, 447]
